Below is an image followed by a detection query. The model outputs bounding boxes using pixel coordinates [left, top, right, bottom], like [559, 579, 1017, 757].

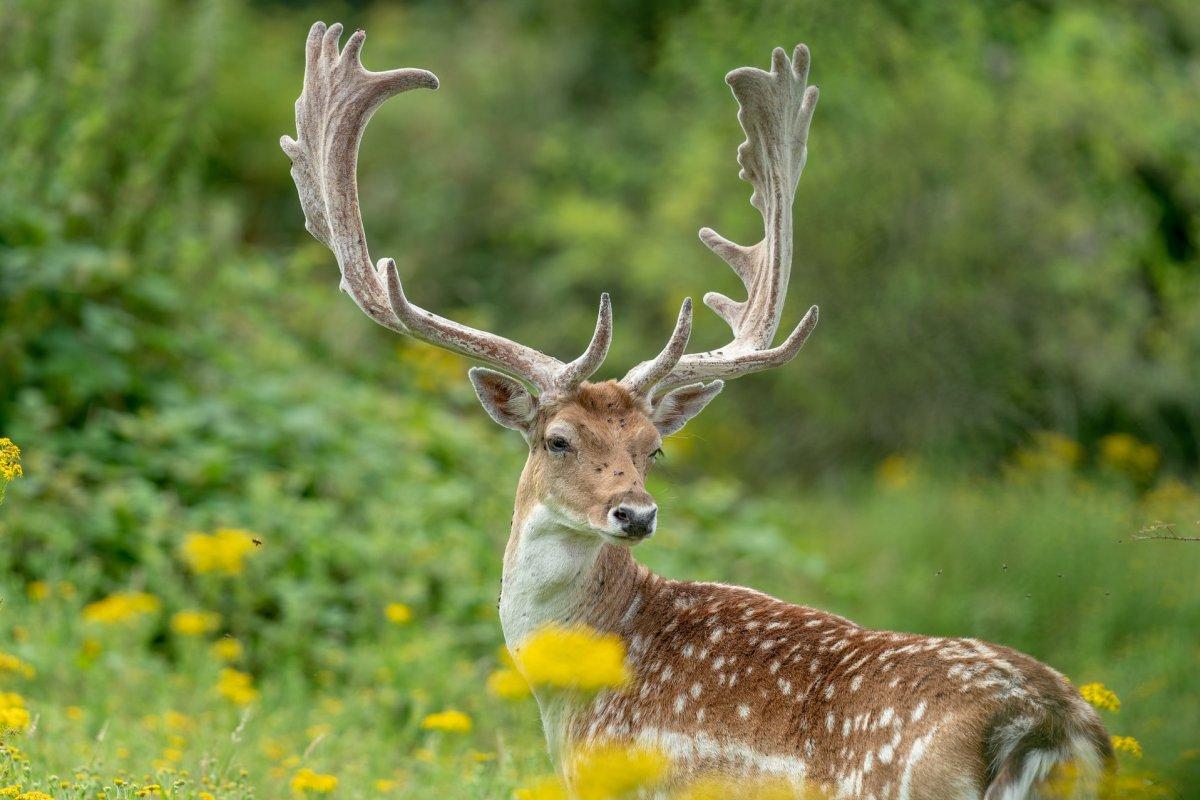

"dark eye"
[547, 435, 572, 454]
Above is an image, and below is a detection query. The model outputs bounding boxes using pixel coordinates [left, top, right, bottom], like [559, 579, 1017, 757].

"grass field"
[1, 425, 1197, 798]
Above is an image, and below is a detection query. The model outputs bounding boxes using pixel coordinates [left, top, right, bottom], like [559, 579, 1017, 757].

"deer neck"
[499, 468, 647, 649]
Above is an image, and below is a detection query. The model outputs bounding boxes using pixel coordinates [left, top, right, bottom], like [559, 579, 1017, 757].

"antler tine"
[553, 294, 614, 394]
[282, 22, 605, 395]
[630, 44, 820, 395]
[620, 298, 693, 396]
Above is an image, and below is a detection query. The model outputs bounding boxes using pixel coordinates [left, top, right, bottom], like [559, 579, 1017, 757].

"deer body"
[498, 383, 1110, 799]
[282, 22, 1112, 798]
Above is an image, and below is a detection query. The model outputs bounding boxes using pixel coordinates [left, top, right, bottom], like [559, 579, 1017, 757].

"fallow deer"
[281, 22, 1113, 799]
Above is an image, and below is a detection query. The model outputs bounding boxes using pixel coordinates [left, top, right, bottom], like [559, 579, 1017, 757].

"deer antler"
[281, 22, 611, 395]
[622, 45, 820, 397]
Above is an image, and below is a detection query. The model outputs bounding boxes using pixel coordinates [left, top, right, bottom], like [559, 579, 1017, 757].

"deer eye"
[547, 435, 572, 454]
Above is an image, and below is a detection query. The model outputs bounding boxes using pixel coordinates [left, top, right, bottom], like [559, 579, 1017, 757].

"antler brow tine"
[281, 22, 611, 394]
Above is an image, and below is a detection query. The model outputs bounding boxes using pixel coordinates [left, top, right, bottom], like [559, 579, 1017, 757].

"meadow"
[2, 0, 1199, 797]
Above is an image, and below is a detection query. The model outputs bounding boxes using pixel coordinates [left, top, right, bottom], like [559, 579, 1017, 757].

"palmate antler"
[282, 23, 818, 402]
[280, 22, 611, 396]
[622, 45, 820, 398]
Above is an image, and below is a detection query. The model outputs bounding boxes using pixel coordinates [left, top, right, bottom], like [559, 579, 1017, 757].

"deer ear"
[650, 381, 724, 436]
[469, 368, 539, 433]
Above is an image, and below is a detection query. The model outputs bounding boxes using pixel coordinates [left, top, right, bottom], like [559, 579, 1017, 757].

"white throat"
[499, 503, 604, 646]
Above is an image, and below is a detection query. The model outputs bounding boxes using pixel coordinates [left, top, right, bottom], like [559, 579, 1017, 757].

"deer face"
[469, 371, 722, 543]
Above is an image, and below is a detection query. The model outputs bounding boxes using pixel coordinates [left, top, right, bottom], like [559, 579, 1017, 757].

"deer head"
[281, 22, 818, 546]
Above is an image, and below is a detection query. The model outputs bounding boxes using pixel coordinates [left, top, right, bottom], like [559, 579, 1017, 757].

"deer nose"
[610, 504, 657, 539]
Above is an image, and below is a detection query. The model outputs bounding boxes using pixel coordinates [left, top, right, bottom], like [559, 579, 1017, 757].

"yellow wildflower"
[1079, 682, 1120, 712]
[134, 786, 161, 797]
[290, 768, 338, 794]
[398, 342, 462, 392]
[1110, 735, 1143, 758]
[0, 438, 23, 482]
[15, 793, 52, 800]
[161, 748, 183, 763]
[384, 603, 413, 624]
[25, 583, 49, 602]
[216, 668, 259, 706]
[568, 743, 670, 800]
[82, 592, 160, 625]
[1012, 432, 1082, 475]
[875, 454, 917, 490]
[516, 624, 629, 692]
[514, 776, 567, 800]
[212, 637, 244, 662]
[487, 668, 531, 700]
[1098, 434, 1159, 481]
[170, 610, 220, 636]
[66, 707, 84, 721]
[199, 793, 216, 800]
[164, 710, 195, 731]
[420, 709, 472, 733]
[374, 779, 398, 793]
[180, 529, 258, 575]
[0, 654, 33, 679]
[0, 787, 18, 798]
[0, 693, 30, 731]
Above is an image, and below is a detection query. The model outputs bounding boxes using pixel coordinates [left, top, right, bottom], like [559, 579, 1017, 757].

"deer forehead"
[539, 383, 659, 453]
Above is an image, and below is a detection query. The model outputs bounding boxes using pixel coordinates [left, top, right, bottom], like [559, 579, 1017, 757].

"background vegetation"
[0, 0, 1197, 797]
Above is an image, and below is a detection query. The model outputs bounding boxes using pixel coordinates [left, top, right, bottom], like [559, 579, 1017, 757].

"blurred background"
[0, 0, 1198, 797]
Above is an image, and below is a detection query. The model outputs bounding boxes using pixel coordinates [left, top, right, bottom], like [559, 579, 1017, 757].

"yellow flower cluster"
[212, 637, 244, 662]
[82, 592, 160, 625]
[567, 744, 669, 800]
[875, 454, 917, 490]
[420, 709, 472, 733]
[290, 768, 338, 794]
[0, 438, 22, 482]
[0, 654, 34, 680]
[0, 693, 30, 732]
[487, 645, 532, 699]
[180, 528, 258, 575]
[398, 342, 463, 392]
[487, 667, 531, 700]
[1098, 434, 1159, 481]
[515, 624, 629, 692]
[513, 776, 567, 800]
[1012, 431, 1083, 475]
[1079, 682, 1121, 712]
[170, 610, 221, 637]
[1110, 735, 1143, 758]
[384, 603, 413, 625]
[216, 668, 259, 706]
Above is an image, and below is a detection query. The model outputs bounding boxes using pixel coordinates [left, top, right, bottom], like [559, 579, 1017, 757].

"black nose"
[610, 505, 657, 538]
